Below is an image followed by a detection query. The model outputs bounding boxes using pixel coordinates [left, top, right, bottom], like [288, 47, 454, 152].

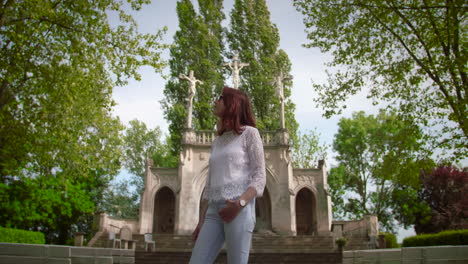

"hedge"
[402, 229, 468, 247]
[0, 226, 45, 244]
[380, 232, 399, 248]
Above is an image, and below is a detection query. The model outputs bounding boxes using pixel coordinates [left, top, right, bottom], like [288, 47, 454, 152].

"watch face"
[240, 200, 246, 207]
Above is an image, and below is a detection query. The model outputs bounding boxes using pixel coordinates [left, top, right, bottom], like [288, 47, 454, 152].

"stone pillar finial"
[146, 157, 154, 167]
[318, 159, 325, 169]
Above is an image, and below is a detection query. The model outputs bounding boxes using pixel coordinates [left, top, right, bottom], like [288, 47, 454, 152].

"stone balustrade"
[195, 130, 216, 144]
[192, 130, 278, 145]
[260, 131, 276, 145]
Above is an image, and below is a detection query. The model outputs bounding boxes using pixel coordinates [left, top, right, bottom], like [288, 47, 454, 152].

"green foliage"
[228, 0, 299, 142]
[294, 0, 467, 160]
[122, 119, 177, 194]
[380, 232, 399, 248]
[328, 165, 347, 219]
[0, 0, 166, 244]
[0, 227, 45, 244]
[163, 0, 300, 155]
[100, 179, 140, 220]
[331, 110, 433, 232]
[162, 0, 226, 155]
[292, 129, 328, 169]
[335, 237, 347, 248]
[402, 229, 468, 247]
[115, 119, 177, 219]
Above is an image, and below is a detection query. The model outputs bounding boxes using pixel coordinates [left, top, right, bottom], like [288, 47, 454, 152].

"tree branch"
[340, 1, 451, 11]
[0, 80, 10, 111]
[387, 1, 436, 73]
[366, 6, 466, 138]
[0, 0, 15, 28]
[448, 0, 467, 98]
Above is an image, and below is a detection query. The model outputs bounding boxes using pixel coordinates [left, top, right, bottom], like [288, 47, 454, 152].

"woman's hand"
[218, 199, 242, 223]
[192, 222, 203, 242]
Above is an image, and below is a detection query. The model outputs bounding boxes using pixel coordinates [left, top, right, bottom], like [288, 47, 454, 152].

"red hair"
[218, 86, 256, 135]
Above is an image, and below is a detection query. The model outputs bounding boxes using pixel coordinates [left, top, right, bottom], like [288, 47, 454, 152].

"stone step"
[92, 232, 372, 253]
[135, 251, 343, 264]
[130, 234, 337, 254]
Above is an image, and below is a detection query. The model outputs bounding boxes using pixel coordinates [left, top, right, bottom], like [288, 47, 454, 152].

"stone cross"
[223, 51, 249, 89]
[273, 71, 292, 129]
[179, 70, 203, 128]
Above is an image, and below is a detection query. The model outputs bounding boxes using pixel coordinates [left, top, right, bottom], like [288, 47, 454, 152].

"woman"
[189, 87, 266, 264]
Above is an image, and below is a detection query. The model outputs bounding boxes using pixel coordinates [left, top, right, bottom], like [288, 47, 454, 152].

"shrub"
[402, 229, 468, 247]
[0, 227, 45, 244]
[336, 237, 347, 248]
[380, 232, 399, 248]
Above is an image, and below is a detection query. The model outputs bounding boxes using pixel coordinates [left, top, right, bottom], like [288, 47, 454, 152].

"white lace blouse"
[202, 125, 266, 202]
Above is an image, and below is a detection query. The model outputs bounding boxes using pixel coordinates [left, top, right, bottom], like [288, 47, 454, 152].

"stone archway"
[153, 187, 175, 234]
[295, 188, 317, 235]
[255, 188, 272, 232]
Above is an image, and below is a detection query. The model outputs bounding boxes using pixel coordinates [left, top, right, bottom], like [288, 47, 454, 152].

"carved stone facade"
[138, 129, 333, 236]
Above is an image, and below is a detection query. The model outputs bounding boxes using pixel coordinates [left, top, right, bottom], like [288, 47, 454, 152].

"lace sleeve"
[246, 127, 266, 197]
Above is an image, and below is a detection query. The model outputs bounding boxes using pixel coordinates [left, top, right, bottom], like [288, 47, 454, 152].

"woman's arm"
[192, 199, 209, 241]
[245, 127, 266, 197]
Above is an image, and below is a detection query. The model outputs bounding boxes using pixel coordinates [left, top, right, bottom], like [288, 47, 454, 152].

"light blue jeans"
[189, 198, 256, 264]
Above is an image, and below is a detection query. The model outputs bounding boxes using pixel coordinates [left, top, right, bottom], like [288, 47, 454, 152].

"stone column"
[74, 232, 84, 247]
[269, 129, 296, 235]
[174, 128, 199, 235]
[315, 160, 332, 234]
[138, 158, 156, 234]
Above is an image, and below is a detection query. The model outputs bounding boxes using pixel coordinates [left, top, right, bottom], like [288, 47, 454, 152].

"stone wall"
[343, 246, 468, 264]
[0, 243, 134, 264]
[95, 213, 139, 234]
[332, 215, 379, 237]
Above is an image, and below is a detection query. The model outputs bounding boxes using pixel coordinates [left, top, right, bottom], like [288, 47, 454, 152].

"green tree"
[294, 0, 467, 159]
[123, 119, 177, 195]
[331, 110, 432, 232]
[161, 0, 226, 155]
[0, 0, 166, 244]
[328, 165, 347, 219]
[100, 179, 140, 220]
[292, 128, 328, 168]
[227, 0, 299, 141]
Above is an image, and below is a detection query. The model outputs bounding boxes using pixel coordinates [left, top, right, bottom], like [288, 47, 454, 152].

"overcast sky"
[111, 0, 415, 241]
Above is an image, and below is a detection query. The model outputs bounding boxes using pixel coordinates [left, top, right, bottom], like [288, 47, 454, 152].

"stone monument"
[179, 70, 203, 128]
[223, 51, 249, 89]
[273, 71, 292, 129]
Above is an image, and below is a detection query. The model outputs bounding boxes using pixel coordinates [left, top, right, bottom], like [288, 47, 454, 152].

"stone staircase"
[134, 234, 342, 264]
[136, 251, 342, 264]
[131, 234, 337, 252]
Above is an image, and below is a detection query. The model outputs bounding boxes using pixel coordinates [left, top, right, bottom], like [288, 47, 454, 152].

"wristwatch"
[239, 199, 247, 207]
